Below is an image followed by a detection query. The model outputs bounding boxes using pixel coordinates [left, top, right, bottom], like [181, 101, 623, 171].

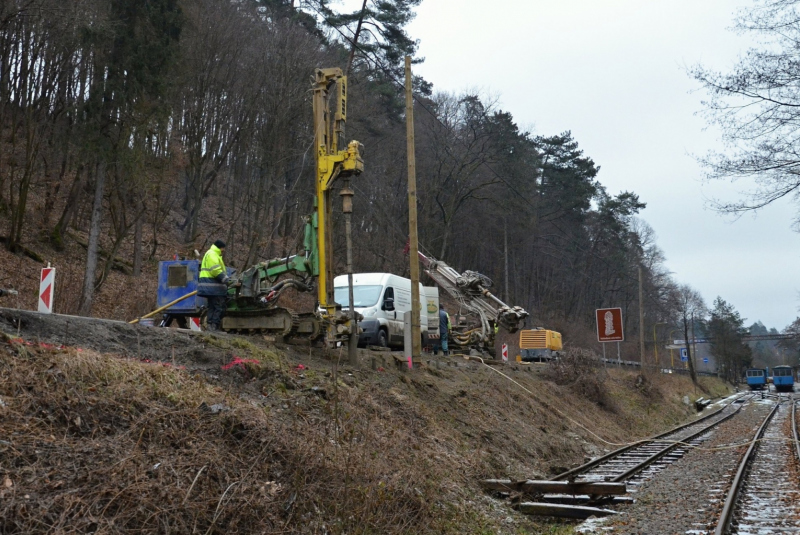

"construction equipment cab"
[333, 273, 433, 348]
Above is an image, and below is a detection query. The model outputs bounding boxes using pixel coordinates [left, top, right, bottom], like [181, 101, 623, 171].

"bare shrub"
[631, 372, 662, 401]
[544, 347, 615, 410]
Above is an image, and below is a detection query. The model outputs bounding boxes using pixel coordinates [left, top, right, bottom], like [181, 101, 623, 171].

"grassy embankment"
[0, 333, 731, 534]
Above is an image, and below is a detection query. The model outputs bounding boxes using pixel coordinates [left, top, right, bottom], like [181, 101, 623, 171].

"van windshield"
[334, 285, 383, 307]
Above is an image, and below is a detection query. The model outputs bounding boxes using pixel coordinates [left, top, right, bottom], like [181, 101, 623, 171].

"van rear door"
[390, 284, 412, 344]
[423, 286, 440, 339]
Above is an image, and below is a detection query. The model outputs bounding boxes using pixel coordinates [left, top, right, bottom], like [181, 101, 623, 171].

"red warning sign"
[502, 343, 508, 362]
[38, 266, 55, 314]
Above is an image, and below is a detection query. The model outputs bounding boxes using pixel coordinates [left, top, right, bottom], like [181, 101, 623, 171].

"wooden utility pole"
[638, 264, 645, 365]
[405, 56, 421, 359]
[504, 218, 509, 302]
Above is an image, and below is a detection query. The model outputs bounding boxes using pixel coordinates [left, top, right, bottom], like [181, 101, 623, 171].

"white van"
[333, 273, 438, 348]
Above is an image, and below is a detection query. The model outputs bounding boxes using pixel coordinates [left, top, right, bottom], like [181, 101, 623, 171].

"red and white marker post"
[189, 317, 202, 331]
[38, 263, 55, 314]
[501, 343, 508, 362]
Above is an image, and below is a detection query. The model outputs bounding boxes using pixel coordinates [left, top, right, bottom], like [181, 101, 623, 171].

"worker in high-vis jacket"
[198, 240, 228, 331]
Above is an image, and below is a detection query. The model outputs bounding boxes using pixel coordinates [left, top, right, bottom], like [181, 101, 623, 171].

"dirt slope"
[0, 309, 731, 534]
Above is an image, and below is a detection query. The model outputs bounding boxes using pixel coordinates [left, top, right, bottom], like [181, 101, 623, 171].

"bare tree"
[416, 93, 505, 259]
[692, 0, 800, 223]
[670, 284, 707, 383]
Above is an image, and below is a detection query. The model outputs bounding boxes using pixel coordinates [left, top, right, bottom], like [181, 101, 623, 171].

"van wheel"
[377, 329, 388, 348]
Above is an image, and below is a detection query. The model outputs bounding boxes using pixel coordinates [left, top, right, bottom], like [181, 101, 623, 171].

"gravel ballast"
[580, 396, 777, 534]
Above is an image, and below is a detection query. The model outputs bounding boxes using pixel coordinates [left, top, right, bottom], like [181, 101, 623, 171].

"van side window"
[384, 287, 394, 301]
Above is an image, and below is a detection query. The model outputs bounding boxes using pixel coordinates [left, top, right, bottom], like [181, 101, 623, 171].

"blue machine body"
[772, 365, 795, 392]
[745, 368, 767, 390]
[157, 260, 207, 313]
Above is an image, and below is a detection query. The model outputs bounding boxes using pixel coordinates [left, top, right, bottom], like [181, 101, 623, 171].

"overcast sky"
[378, 0, 800, 330]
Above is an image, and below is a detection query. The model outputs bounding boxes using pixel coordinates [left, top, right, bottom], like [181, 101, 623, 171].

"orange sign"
[596, 308, 624, 342]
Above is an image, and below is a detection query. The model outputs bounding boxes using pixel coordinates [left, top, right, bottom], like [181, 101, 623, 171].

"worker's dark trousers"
[206, 296, 226, 329]
[434, 333, 449, 355]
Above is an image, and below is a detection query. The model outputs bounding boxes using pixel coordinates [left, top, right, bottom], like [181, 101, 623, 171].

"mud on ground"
[0, 308, 225, 364]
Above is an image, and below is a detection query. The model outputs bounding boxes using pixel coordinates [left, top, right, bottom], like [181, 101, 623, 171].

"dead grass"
[0, 338, 478, 534]
[544, 348, 615, 411]
[0, 330, 734, 534]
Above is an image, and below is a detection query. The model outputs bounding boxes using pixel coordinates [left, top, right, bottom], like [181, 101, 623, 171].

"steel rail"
[794, 400, 800, 464]
[714, 401, 782, 535]
[611, 402, 744, 482]
[552, 393, 747, 482]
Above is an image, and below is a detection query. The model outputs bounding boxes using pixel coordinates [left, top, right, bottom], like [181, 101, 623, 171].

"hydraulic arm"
[418, 251, 528, 350]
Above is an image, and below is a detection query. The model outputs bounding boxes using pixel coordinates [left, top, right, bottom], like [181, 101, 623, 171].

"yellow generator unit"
[518, 329, 562, 362]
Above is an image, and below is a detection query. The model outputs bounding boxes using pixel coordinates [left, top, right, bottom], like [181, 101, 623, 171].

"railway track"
[715, 395, 800, 535]
[553, 394, 749, 490]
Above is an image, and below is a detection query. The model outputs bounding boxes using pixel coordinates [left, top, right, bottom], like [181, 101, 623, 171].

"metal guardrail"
[598, 358, 719, 377]
[794, 401, 800, 471]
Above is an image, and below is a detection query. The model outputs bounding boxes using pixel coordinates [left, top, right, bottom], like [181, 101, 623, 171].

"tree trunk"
[42, 152, 63, 229]
[96, 230, 127, 291]
[51, 164, 84, 249]
[345, 0, 369, 76]
[78, 162, 106, 316]
[182, 172, 202, 243]
[9, 116, 40, 249]
[684, 315, 698, 384]
[133, 209, 143, 277]
[439, 222, 450, 259]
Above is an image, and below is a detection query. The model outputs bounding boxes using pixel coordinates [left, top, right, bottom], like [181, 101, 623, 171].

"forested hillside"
[0, 0, 760, 362]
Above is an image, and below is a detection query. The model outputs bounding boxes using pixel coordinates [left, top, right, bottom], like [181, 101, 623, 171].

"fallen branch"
[68, 232, 133, 274]
[182, 465, 207, 505]
[0, 236, 45, 262]
[204, 481, 240, 535]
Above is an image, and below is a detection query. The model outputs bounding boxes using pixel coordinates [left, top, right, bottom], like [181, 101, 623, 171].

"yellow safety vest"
[200, 245, 226, 279]
[198, 245, 227, 297]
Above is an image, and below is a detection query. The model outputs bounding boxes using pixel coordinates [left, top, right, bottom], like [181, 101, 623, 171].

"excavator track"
[221, 307, 322, 340]
[294, 312, 323, 341]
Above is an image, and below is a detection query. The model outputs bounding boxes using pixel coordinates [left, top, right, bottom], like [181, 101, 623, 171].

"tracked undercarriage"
[219, 308, 322, 339]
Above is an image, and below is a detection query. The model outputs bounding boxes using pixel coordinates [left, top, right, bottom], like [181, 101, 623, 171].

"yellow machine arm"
[312, 68, 364, 340]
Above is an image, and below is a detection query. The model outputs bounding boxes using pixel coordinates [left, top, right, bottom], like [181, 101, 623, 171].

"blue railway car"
[746, 368, 767, 390]
[771, 365, 795, 393]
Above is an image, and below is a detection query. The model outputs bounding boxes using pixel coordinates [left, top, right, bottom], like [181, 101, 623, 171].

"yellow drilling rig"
[152, 68, 363, 346]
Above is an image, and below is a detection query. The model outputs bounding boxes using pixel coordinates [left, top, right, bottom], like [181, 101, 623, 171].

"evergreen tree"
[314, 0, 421, 75]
